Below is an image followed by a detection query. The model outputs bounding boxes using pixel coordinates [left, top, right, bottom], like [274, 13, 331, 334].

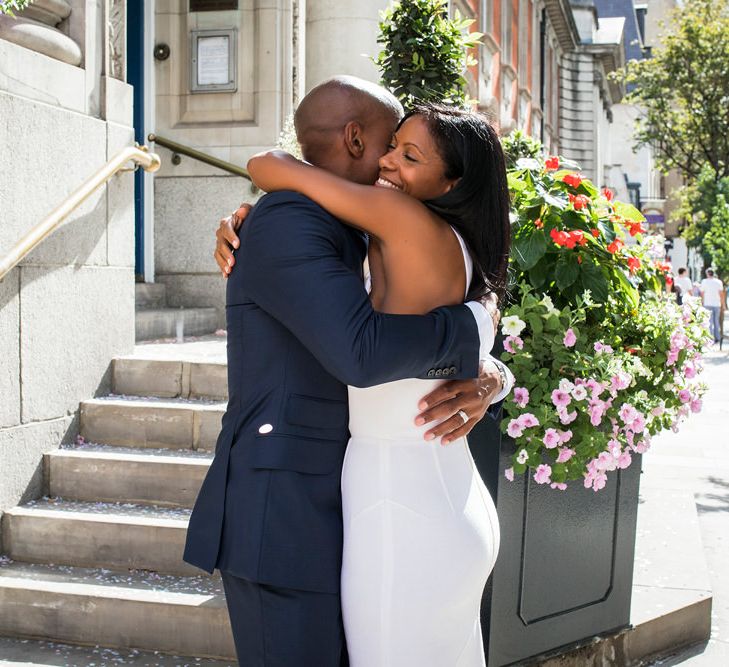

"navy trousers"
[220, 571, 348, 667]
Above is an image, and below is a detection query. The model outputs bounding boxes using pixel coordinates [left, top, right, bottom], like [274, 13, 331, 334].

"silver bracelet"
[492, 359, 508, 392]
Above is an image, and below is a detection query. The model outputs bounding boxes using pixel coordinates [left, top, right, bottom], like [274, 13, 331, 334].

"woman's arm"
[247, 150, 429, 244]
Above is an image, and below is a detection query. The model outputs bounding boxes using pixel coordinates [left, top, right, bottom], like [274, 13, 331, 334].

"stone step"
[2, 498, 198, 576]
[135, 308, 218, 341]
[0, 636, 235, 666]
[0, 560, 235, 660]
[113, 356, 227, 400]
[46, 446, 212, 507]
[80, 396, 225, 451]
[135, 282, 167, 310]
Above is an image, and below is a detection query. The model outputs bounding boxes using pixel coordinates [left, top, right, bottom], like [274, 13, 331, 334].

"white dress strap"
[450, 226, 473, 300]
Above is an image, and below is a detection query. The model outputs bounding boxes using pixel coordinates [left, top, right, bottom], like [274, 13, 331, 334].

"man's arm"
[237, 193, 482, 387]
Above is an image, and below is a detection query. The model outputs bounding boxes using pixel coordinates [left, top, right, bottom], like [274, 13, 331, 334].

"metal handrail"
[0, 145, 161, 281]
[148, 133, 252, 181]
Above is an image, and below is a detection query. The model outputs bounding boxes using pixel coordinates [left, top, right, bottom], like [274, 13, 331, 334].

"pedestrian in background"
[675, 268, 693, 305]
[700, 268, 725, 344]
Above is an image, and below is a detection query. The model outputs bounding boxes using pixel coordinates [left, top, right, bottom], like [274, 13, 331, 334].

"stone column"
[0, 0, 81, 66]
[304, 0, 389, 90]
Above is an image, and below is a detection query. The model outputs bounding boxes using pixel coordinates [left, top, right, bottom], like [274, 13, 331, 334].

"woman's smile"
[375, 176, 403, 191]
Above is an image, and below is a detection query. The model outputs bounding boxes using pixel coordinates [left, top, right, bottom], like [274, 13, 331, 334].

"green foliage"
[499, 143, 712, 489]
[611, 0, 729, 180]
[676, 166, 729, 260]
[702, 194, 729, 281]
[0, 0, 30, 16]
[501, 130, 543, 170]
[373, 0, 482, 108]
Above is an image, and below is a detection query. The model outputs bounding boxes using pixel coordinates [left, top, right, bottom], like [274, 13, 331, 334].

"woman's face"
[376, 115, 457, 201]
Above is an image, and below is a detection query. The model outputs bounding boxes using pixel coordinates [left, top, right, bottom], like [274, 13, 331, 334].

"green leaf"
[513, 230, 547, 270]
[555, 253, 580, 289]
[613, 201, 646, 222]
[528, 258, 549, 288]
[579, 259, 609, 304]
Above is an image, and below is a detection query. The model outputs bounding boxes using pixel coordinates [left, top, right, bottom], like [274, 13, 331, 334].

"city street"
[645, 338, 729, 665]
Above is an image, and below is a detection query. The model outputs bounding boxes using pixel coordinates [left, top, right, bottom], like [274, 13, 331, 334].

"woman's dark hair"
[399, 104, 511, 302]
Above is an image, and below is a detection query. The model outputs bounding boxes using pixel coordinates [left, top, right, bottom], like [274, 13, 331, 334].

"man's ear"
[343, 121, 365, 158]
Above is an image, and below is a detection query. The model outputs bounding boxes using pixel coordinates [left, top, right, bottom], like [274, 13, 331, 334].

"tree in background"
[0, 1, 30, 15]
[613, 0, 729, 182]
[373, 0, 481, 108]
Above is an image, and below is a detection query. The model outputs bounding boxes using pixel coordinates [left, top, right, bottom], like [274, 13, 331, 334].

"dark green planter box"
[469, 416, 641, 666]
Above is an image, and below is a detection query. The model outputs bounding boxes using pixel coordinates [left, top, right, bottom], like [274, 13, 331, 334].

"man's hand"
[480, 291, 501, 332]
[214, 202, 253, 277]
[415, 360, 503, 445]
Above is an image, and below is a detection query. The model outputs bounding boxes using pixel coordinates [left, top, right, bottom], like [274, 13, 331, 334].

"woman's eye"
[404, 154, 417, 162]
[386, 143, 396, 151]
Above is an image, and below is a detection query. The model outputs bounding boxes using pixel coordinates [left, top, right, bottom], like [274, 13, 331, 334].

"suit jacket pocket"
[285, 394, 348, 431]
[252, 434, 346, 475]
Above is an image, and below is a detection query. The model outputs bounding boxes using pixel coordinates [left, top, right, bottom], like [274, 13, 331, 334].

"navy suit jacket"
[183, 191, 482, 594]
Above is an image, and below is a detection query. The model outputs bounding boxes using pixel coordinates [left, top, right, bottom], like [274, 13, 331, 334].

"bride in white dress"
[248, 103, 511, 666]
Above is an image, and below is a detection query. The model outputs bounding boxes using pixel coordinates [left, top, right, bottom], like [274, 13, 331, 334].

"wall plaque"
[190, 29, 237, 93]
[190, 1, 238, 11]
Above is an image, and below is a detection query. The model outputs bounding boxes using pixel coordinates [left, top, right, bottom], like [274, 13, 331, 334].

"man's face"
[357, 112, 401, 185]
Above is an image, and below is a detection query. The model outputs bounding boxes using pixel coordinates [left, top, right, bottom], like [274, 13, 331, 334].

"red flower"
[577, 255, 583, 264]
[602, 187, 614, 201]
[534, 218, 544, 229]
[627, 256, 641, 274]
[545, 156, 560, 171]
[590, 228, 600, 237]
[562, 173, 583, 189]
[666, 275, 674, 286]
[607, 239, 624, 254]
[572, 194, 590, 211]
[627, 221, 645, 237]
[550, 228, 570, 246]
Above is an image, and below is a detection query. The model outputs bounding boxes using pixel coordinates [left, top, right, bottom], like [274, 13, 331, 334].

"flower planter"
[469, 421, 641, 666]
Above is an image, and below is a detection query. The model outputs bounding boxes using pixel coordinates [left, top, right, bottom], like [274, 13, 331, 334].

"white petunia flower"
[502, 315, 527, 337]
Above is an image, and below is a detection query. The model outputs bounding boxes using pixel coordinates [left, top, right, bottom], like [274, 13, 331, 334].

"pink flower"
[550, 482, 568, 490]
[594, 341, 613, 354]
[619, 403, 638, 424]
[651, 402, 665, 417]
[551, 389, 572, 409]
[504, 336, 524, 354]
[678, 389, 692, 404]
[690, 398, 703, 413]
[558, 408, 578, 424]
[634, 440, 650, 454]
[666, 349, 679, 366]
[518, 413, 540, 428]
[513, 387, 529, 408]
[571, 385, 588, 401]
[563, 328, 577, 347]
[597, 451, 617, 471]
[684, 364, 697, 379]
[533, 464, 552, 485]
[610, 373, 631, 392]
[588, 403, 605, 426]
[670, 331, 689, 350]
[543, 428, 561, 449]
[557, 447, 575, 463]
[559, 429, 573, 444]
[592, 473, 607, 491]
[517, 449, 529, 464]
[505, 467, 515, 481]
[617, 451, 632, 469]
[630, 415, 646, 433]
[507, 419, 524, 438]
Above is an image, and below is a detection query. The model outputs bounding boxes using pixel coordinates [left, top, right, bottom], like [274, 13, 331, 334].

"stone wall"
[0, 28, 136, 516]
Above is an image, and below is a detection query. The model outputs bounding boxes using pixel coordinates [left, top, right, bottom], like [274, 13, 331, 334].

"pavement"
[642, 344, 729, 665]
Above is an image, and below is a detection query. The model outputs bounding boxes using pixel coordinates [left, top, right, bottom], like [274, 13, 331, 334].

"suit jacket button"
[427, 369, 435, 378]
[435, 369, 443, 377]
[449, 366, 457, 375]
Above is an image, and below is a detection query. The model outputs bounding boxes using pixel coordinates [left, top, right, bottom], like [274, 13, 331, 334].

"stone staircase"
[135, 283, 218, 341]
[0, 340, 236, 664]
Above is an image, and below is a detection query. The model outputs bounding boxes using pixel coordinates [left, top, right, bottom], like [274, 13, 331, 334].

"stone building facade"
[0, 1, 136, 514]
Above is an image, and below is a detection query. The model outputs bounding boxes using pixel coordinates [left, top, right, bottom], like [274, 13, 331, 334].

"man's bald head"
[294, 76, 403, 184]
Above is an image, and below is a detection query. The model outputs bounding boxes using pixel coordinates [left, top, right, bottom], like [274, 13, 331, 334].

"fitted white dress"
[340, 230, 500, 667]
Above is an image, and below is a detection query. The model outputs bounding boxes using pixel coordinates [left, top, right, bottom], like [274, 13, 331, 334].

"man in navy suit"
[185, 76, 512, 666]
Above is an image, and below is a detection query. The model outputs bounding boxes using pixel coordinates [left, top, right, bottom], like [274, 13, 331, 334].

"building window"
[482, 0, 494, 34]
[518, 0, 528, 84]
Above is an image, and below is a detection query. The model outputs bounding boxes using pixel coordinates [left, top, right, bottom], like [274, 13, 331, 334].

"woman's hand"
[214, 203, 253, 277]
[415, 361, 503, 445]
